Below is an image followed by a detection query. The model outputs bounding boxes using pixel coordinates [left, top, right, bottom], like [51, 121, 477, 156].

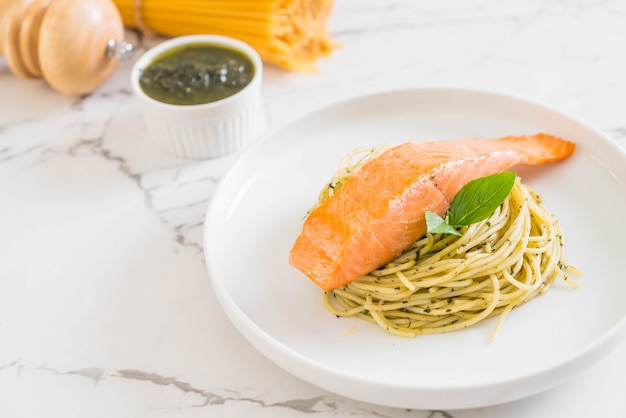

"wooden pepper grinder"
[0, 0, 134, 95]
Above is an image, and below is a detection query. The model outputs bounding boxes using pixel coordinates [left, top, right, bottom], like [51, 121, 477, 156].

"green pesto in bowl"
[138, 43, 255, 106]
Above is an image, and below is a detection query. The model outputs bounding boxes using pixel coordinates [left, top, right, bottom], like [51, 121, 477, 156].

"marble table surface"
[1, 0, 625, 416]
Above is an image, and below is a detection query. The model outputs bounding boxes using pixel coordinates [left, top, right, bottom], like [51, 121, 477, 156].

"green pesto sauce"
[139, 43, 255, 105]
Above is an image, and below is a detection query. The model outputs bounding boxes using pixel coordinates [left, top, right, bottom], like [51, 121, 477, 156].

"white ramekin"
[131, 35, 263, 159]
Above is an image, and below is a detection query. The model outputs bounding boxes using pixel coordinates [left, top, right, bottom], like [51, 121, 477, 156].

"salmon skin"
[289, 133, 575, 291]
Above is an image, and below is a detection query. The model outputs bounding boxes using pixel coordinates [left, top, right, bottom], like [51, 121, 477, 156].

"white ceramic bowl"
[131, 35, 263, 159]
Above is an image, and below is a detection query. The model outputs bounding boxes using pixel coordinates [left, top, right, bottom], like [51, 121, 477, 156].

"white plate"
[203, 87, 626, 410]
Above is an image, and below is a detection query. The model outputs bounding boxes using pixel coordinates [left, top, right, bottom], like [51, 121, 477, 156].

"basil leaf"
[425, 211, 462, 236]
[447, 171, 516, 228]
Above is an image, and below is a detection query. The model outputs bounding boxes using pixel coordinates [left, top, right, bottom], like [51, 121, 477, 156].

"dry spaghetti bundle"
[112, 0, 336, 71]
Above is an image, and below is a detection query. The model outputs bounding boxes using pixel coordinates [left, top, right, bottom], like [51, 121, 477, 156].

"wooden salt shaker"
[0, 0, 133, 95]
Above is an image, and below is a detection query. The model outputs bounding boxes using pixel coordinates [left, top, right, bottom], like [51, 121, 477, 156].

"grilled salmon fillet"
[289, 133, 575, 290]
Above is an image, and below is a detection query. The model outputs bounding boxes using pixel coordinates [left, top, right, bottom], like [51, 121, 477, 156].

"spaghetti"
[317, 147, 580, 340]
[112, 0, 336, 71]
